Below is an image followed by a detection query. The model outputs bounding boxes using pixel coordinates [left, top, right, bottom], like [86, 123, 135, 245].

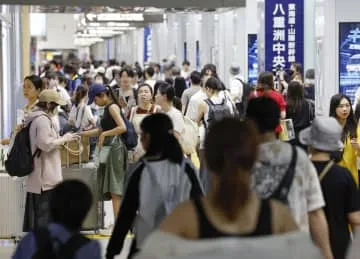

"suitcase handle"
[63, 138, 83, 168]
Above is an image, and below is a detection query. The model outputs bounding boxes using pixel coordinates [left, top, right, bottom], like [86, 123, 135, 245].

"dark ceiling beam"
[1, 0, 245, 8]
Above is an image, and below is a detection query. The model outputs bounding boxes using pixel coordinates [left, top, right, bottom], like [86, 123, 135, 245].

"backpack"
[180, 117, 199, 155]
[5, 115, 48, 177]
[269, 145, 297, 205]
[120, 112, 138, 150]
[32, 227, 90, 259]
[204, 98, 232, 131]
[236, 78, 253, 118]
[135, 159, 195, 246]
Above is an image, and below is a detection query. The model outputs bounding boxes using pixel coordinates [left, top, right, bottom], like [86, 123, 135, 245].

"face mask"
[65, 74, 70, 79]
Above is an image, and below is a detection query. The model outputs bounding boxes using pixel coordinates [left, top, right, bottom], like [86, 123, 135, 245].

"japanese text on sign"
[265, 0, 304, 72]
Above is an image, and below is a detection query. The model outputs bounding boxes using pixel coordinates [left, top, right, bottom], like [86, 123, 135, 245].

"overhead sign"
[339, 22, 360, 103]
[265, 0, 304, 72]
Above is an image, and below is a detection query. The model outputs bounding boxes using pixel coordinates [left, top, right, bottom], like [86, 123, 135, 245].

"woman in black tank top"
[160, 118, 298, 239]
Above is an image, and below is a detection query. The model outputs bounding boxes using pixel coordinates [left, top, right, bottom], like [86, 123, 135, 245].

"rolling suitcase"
[61, 140, 103, 232]
[0, 173, 26, 238]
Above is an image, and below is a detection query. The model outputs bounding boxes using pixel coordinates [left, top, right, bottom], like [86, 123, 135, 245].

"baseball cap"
[39, 89, 66, 106]
[88, 84, 107, 105]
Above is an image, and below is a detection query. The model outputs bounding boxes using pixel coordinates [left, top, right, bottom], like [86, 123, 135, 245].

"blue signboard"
[265, 0, 304, 73]
[248, 34, 258, 85]
[144, 25, 152, 63]
[339, 22, 360, 104]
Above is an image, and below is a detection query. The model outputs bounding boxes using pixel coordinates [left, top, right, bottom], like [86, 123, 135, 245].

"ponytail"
[214, 160, 251, 221]
[204, 118, 259, 222]
[105, 85, 121, 107]
[163, 132, 184, 164]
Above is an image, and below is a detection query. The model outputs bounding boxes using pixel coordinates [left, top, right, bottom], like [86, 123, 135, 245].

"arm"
[181, 92, 188, 115]
[79, 128, 102, 138]
[34, 117, 75, 152]
[309, 209, 333, 259]
[196, 101, 207, 126]
[348, 212, 360, 229]
[106, 165, 143, 259]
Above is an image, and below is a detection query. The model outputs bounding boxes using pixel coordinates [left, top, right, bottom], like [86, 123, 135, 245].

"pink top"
[25, 110, 62, 194]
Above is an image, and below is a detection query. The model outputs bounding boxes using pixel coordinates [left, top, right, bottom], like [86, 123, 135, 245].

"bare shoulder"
[160, 200, 198, 239]
[269, 199, 298, 234]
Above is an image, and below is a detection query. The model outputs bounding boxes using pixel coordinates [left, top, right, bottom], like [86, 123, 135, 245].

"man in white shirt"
[247, 97, 333, 259]
[144, 66, 157, 91]
[182, 71, 201, 115]
[181, 61, 191, 81]
[228, 64, 244, 104]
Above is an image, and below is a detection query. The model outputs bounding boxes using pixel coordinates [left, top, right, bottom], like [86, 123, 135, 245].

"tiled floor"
[0, 236, 132, 259]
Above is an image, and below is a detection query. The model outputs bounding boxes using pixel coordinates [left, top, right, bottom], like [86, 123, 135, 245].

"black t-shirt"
[313, 161, 360, 259]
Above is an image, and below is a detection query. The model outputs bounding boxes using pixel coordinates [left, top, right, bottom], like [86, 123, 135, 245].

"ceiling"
[2, 0, 245, 8]
[30, 6, 220, 13]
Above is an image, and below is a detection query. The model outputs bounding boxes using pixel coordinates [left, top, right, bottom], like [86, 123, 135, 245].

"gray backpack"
[135, 159, 194, 247]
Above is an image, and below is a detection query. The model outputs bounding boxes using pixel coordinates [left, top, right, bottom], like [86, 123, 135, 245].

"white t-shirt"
[229, 75, 244, 103]
[252, 140, 325, 231]
[69, 103, 94, 130]
[185, 90, 207, 121]
[166, 107, 185, 136]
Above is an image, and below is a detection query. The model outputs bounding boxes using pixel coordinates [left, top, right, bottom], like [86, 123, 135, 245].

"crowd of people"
[8, 54, 360, 259]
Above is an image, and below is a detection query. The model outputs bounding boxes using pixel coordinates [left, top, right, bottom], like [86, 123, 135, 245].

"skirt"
[97, 136, 128, 201]
[23, 190, 54, 232]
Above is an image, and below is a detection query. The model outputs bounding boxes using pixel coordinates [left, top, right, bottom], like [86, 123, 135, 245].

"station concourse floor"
[0, 235, 132, 259]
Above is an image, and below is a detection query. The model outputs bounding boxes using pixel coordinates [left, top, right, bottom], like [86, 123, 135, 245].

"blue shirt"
[12, 223, 101, 259]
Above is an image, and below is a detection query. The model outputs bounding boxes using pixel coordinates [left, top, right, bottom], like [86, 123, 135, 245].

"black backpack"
[5, 115, 47, 177]
[204, 98, 232, 131]
[32, 227, 90, 259]
[236, 78, 254, 118]
[270, 145, 298, 205]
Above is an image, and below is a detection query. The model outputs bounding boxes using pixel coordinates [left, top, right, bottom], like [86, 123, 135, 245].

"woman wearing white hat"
[300, 117, 360, 259]
[23, 89, 79, 231]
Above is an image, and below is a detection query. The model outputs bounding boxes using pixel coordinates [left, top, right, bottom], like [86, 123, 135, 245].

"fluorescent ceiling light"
[86, 13, 144, 22]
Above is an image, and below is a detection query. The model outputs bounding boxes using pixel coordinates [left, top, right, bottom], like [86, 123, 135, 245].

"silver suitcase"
[0, 174, 26, 238]
[61, 142, 103, 232]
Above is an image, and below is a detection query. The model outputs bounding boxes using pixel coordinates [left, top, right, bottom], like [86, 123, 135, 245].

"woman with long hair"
[128, 83, 160, 163]
[329, 94, 360, 186]
[79, 84, 128, 219]
[106, 113, 203, 259]
[160, 118, 297, 239]
[68, 86, 96, 132]
[286, 81, 314, 150]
